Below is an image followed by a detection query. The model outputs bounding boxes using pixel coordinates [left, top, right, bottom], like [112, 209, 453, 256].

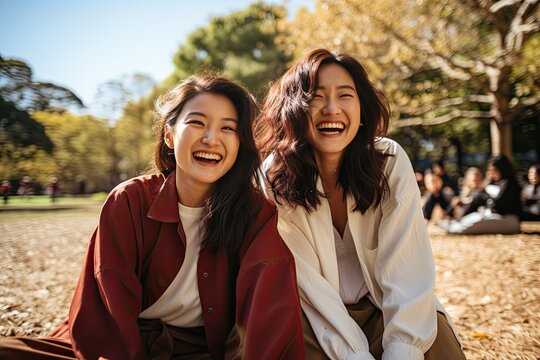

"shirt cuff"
[382, 342, 424, 360]
[345, 351, 376, 360]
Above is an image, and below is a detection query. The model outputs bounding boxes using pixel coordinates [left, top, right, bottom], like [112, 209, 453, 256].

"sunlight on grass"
[0, 194, 106, 208]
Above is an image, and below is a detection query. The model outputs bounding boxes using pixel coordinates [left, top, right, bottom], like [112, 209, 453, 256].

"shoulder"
[257, 154, 277, 202]
[109, 174, 164, 196]
[375, 138, 419, 203]
[245, 193, 277, 238]
[374, 137, 409, 159]
[375, 137, 413, 175]
[240, 194, 292, 268]
[104, 173, 165, 209]
[260, 153, 276, 172]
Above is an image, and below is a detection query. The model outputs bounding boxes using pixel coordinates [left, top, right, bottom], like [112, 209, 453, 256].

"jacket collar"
[147, 171, 180, 223]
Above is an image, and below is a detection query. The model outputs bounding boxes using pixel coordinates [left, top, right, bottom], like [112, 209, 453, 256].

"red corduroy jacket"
[51, 171, 305, 359]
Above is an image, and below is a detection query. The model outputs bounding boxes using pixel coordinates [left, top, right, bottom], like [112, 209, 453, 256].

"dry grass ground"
[0, 208, 538, 359]
[430, 222, 540, 359]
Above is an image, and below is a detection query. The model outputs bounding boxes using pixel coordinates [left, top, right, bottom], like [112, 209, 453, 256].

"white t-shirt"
[139, 203, 204, 327]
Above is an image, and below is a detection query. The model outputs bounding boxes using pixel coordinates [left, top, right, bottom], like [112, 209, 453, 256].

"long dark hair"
[256, 48, 390, 213]
[153, 74, 261, 251]
[488, 155, 520, 188]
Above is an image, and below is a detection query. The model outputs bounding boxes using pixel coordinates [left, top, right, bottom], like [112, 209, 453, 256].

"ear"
[164, 126, 174, 149]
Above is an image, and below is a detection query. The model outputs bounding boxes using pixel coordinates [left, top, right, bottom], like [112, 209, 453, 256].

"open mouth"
[193, 151, 222, 164]
[316, 121, 345, 134]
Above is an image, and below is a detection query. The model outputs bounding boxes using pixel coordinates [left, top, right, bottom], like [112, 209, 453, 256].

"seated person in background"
[422, 171, 455, 221]
[451, 167, 485, 219]
[521, 164, 540, 221]
[431, 160, 459, 196]
[445, 155, 521, 235]
[415, 169, 427, 196]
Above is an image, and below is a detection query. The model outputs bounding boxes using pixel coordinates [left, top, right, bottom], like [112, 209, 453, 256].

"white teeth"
[317, 122, 344, 130]
[194, 152, 222, 161]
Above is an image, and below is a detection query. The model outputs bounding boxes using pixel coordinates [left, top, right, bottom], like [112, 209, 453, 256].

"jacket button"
[202, 272, 209, 278]
[208, 307, 214, 313]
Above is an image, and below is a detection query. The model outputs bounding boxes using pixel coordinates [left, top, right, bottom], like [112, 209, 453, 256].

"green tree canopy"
[169, 2, 292, 99]
[0, 56, 89, 187]
[0, 56, 84, 112]
[115, 94, 157, 179]
[32, 111, 113, 193]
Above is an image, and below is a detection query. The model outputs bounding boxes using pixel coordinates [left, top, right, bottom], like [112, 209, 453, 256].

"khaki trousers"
[303, 297, 466, 359]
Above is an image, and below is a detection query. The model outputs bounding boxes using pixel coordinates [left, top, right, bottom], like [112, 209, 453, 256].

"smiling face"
[307, 63, 361, 162]
[165, 92, 240, 204]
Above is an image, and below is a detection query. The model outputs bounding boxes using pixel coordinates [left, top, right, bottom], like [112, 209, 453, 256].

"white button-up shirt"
[260, 137, 459, 360]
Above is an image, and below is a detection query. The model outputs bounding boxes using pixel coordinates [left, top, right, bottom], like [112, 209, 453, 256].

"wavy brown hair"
[256, 48, 391, 213]
[153, 74, 261, 251]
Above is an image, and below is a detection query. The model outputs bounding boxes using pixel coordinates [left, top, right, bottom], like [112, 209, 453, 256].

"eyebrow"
[316, 85, 356, 91]
[185, 112, 238, 122]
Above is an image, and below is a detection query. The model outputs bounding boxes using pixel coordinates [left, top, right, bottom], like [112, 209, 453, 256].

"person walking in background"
[521, 164, 540, 221]
[46, 176, 60, 203]
[17, 176, 33, 200]
[445, 155, 521, 235]
[1, 180, 12, 205]
[0, 74, 305, 359]
[256, 48, 464, 360]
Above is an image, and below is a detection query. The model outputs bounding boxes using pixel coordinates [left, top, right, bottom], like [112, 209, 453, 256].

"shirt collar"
[147, 171, 180, 223]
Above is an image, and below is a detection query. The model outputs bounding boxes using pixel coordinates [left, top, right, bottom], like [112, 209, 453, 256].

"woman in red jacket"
[0, 74, 305, 359]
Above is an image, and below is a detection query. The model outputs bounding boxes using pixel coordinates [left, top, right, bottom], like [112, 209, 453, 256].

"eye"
[340, 93, 355, 98]
[222, 125, 237, 133]
[187, 119, 204, 126]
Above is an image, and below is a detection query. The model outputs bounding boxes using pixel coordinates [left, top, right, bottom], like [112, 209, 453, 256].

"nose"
[321, 97, 341, 115]
[201, 127, 220, 146]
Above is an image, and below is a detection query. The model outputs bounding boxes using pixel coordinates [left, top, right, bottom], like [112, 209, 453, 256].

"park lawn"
[1, 193, 107, 208]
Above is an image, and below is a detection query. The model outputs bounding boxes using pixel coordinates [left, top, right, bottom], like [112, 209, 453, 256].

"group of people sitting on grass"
[420, 158, 540, 235]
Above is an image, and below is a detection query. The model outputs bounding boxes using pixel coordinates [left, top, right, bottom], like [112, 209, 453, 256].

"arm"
[232, 210, 305, 360]
[376, 145, 437, 360]
[69, 189, 144, 360]
[461, 190, 487, 216]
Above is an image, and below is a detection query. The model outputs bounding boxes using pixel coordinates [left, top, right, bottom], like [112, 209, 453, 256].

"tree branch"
[399, 95, 494, 115]
[513, 94, 540, 108]
[348, 3, 494, 84]
[392, 109, 493, 127]
[491, 0, 521, 13]
[506, 0, 540, 51]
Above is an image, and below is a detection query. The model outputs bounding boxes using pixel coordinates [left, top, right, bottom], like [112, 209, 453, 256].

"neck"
[175, 176, 210, 208]
[315, 152, 342, 189]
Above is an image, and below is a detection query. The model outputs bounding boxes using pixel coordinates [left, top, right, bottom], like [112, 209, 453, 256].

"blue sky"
[0, 0, 313, 114]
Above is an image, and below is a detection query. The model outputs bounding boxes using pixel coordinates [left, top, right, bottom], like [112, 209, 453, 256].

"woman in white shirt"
[256, 48, 465, 360]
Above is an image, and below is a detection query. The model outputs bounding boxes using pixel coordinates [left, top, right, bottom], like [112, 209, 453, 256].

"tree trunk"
[489, 118, 513, 160]
[450, 136, 463, 175]
[499, 120, 513, 160]
[490, 65, 513, 159]
[489, 119, 501, 157]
